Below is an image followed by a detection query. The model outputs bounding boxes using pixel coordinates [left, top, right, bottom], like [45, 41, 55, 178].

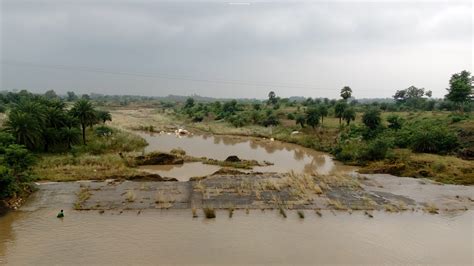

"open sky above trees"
[1, 0, 472, 99]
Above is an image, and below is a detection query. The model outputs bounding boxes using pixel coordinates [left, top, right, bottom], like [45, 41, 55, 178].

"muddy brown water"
[138, 132, 355, 180]
[1, 205, 472, 264]
[1, 133, 473, 264]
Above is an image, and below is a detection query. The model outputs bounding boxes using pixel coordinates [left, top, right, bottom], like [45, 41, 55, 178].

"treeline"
[0, 90, 111, 151]
[177, 70, 472, 162]
[0, 91, 111, 199]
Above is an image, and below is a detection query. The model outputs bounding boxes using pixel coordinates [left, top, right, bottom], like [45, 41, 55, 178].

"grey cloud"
[1, 0, 471, 98]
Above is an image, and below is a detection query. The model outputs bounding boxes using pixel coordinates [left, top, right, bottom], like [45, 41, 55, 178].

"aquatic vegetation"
[203, 207, 216, 219]
[74, 187, 92, 209]
[297, 210, 305, 219]
[327, 199, 347, 210]
[424, 203, 439, 214]
[192, 207, 198, 218]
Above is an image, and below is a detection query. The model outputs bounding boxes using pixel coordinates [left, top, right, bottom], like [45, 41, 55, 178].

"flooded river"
[138, 132, 354, 180]
[1, 132, 473, 264]
[1, 206, 472, 264]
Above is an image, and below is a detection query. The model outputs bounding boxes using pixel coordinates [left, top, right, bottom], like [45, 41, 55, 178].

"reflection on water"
[1, 209, 472, 265]
[139, 133, 354, 179]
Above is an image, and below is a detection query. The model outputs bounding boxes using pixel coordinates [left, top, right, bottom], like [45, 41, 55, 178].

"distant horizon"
[0, 89, 446, 102]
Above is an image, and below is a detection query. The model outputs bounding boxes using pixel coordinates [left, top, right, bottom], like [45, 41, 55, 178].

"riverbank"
[109, 108, 474, 185]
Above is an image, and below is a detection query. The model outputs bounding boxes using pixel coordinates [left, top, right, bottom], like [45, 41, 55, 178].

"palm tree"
[340, 86, 353, 100]
[342, 108, 356, 125]
[4, 110, 43, 150]
[70, 99, 96, 145]
[334, 101, 347, 125]
[96, 110, 112, 124]
[60, 127, 81, 150]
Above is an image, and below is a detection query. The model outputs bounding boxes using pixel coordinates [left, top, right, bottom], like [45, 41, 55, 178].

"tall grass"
[203, 207, 216, 219]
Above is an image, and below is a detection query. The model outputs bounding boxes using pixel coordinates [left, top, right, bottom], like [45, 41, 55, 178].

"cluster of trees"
[181, 96, 280, 128]
[0, 91, 114, 199]
[1, 91, 111, 152]
[334, 107, 461, 163]
[0, 133, 35, 198]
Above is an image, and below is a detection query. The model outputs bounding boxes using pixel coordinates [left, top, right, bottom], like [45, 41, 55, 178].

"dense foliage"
[0, 91, 114, 199]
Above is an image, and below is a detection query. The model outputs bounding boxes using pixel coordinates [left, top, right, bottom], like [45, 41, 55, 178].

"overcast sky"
[0, 0, 472, 99]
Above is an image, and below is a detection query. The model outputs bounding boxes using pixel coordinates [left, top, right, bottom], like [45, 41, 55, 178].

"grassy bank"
[32, 126, 147, 181]
[360, 150, 474, 185]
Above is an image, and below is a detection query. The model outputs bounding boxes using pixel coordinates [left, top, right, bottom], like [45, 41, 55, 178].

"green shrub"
[386, 115, 404, 130]
[94, 125, 114, 137]
[409, 126, 458, 154]
[286, 113, 295, 120]
[359, 137, 391, 161]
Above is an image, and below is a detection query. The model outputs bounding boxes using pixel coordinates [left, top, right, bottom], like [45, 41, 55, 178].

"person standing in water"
[57, 210, 64, 218]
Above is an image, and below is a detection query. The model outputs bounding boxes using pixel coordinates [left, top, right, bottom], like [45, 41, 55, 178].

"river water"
[1, 207, 472, 264]
[138, 132, 354, 180]
[1, 132, 473, 264]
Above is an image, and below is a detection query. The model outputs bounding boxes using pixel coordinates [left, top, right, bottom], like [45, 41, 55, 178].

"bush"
[334, 136, 391, 163]
[362, 108, 381, 128]
[286, 113, 295, 120]
[360, 137, 391, 161]
[228, 115, 250, 127]
[386, 114, 404, 130]
[0, 166, 16, 198]
[409, 126, 458, 154]
[94, 125, 114, 137]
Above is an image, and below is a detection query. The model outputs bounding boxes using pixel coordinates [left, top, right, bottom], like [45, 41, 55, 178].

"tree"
[446, 70, 473, 112]
[342, 108, 356, 125]
[44, 90, 58, 99]
[318, 105, 328, 125]
[268, 91, 278, 105]
[70, 99, 96, 145]
[261, 110, 279, 127]
[340, 86, 352, 100]
[4, 106, 44, 150]
[96, 110, 112, 124]
[393, 86, 432, 108]
[3, 144, 35, 178]
[295, 114, 306, 128]
[184, 98, 195, 109]
[0, 144, 35, 198]
[362, 108, 382, 130]
[334, 101, 347, 125]
[67, 91, 78, 101]
[305, 108, 320, 129]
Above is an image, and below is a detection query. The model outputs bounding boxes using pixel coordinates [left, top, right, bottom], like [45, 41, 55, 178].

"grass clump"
[297, 210, 305, 219]
[126, 190, 136, 202]
[192, 207, 198, 218]
[74, 187, 92, 209]
[203, 207, 216, 219]
[424, 203, 439, 214]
